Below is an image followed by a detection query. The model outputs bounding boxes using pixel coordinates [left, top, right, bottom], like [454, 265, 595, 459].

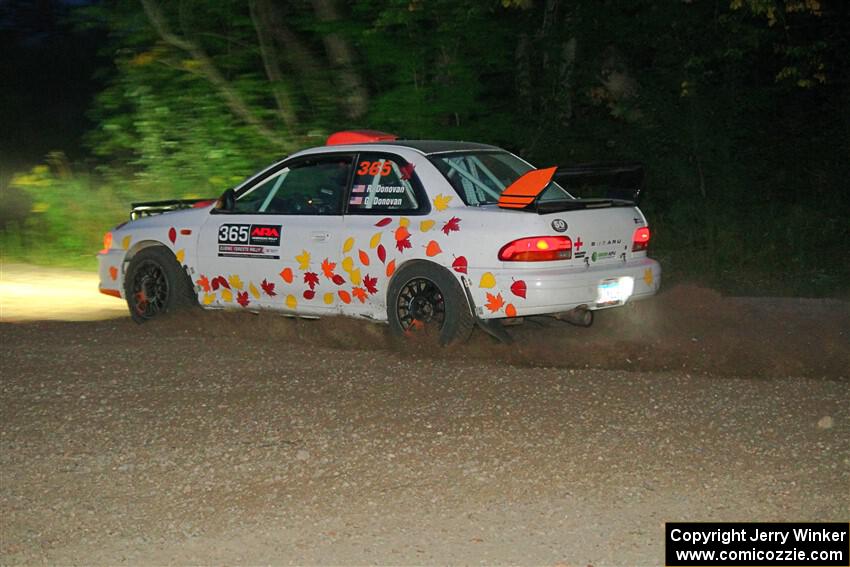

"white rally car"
[98, 130, 661, 344]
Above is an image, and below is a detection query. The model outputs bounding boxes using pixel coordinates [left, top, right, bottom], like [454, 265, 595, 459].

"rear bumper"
[469, 257, 661, 319]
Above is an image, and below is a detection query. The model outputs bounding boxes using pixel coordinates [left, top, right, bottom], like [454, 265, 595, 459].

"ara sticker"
[551, 219, 568, 232]
[217, 223, 281, 259]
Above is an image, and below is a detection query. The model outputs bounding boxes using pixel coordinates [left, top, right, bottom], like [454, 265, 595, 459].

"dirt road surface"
[1, 265, 848, 565]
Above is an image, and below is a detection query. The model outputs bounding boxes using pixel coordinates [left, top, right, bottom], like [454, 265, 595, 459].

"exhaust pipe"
[555, 306, 594, 327]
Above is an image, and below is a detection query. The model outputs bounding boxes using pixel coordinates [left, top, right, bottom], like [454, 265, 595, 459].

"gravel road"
[1, 271, 848, 565]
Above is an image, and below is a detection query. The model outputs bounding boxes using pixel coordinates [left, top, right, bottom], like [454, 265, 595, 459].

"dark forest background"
[1, 0, 848, 296]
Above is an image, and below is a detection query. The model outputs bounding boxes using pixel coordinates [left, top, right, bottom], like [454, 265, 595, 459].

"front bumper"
[97, 249, 126, 299]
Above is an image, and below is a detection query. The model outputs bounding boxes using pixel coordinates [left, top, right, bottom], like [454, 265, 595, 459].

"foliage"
[2, 0, 848, 295]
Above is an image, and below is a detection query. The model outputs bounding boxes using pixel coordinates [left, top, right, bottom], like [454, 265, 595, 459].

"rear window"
[347, 152, 427, 215]
[430, 150, 571, 206]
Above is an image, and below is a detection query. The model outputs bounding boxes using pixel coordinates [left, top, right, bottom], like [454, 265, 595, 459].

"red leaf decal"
[510, 279, 527, 299]
[395, 237, 411, 253]
[168, 227, 176, 244]
[321, 258, 336, 279]
[375, 217, 392, 227]
[303, 289, 316, 300]
[363, 274, 378, 295]
[485, 292, 505, 313]
[196, 275, 211, 293]
[332, 274, 346, 286]
[377, 244, 386, 264]
[304, 271, 319, 289]
[260, 279, 276, 296]
[211, 276, 230, 290]
[452, 256, 468, 274]
[399, 162, 415, 181]
[236, 291, 250, 307]
[352, 287, 367, 303]
[441, 216, 461, 235]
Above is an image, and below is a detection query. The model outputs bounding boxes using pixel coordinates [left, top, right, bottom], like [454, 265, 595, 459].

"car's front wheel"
[124, 246, 195, 323]
[387, 261, 474, 345]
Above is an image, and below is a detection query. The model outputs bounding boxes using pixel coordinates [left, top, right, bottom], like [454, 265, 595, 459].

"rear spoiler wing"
[130, 198, 216, 220]
[498, 162, 645, 214]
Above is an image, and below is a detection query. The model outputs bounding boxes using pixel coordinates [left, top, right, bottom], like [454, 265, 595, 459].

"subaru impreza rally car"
[98, 130, 661, 344]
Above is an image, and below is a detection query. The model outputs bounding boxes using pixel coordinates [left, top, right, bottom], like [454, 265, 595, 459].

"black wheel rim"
[396, 277, 445, 333]
[130, 259, 169, 319]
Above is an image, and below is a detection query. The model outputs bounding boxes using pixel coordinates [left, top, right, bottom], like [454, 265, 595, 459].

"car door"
[196, 154, 353, 315]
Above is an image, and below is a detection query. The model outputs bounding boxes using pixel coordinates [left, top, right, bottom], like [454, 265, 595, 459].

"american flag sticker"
[352, 184, 367, 194]
[349, 195, 364, 205]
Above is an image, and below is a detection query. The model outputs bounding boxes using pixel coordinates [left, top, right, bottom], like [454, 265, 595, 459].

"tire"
[387, 261, 475, 345]
[123, 246, 195, 323]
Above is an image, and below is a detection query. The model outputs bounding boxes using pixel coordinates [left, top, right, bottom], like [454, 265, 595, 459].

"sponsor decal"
[574, 237, 584, 251]
[590, 239, 622, 246]
[591, 250, 616, 262]
[551, 218, 568, 232]
[217, 223, 281, 258]
[575, 251, 586, 259]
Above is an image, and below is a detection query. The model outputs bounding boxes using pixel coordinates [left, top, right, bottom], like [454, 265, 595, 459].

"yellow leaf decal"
[350, 268, 362, 286]
[296, 250, 310, 271]
[228, 274, 243, 290]
[323, 292, 334, 305]
[202, 293, 216, 305]
[369, 232, 382, 249]
[286, 294, 297, 309]
[249, 282, 260, 299]
[399, 217, 410, 228]
[433, 193, 453, 211]
[419, 220, 435, 232]
[175, 249, 185, 264]
[221, 289, 233, 303]
[479, 272, 496, 289]
[643, 268, 654, 287]
[121, 235, 132, 250]
[343, 237, 354, 253]
[341, 256, 354, 273]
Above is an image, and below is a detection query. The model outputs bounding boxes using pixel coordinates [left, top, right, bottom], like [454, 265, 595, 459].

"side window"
[347, 153, 427, 214]
[234, 156, 353, 215]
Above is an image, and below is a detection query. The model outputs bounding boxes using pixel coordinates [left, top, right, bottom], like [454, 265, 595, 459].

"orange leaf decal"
[505, 303, 517, 318]
[395, 226, 410, 242]
[485, 292, 505, 313]
[196, 275, 211, 292]
[386, 259, 396, 278]
[358, 249, 370, 266]
[338, 290, 352, 304]
[425, 240, 442, 257]
[352, 287, 367, 303]
[280, 267, 293, 283]
[321, 258, 336, 279]
[108, 266, 118, 281]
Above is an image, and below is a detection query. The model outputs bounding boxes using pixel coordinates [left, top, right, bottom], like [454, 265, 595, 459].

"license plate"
[596, 277, 633, 307]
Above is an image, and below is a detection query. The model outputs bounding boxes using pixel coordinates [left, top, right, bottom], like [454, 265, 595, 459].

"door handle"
[310, 231, 329, 241]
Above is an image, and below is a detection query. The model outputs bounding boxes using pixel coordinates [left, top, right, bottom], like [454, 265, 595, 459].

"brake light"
[499, 236, 572, 261]
[632, 227, 650, 252]
[100, 232, 113, 254]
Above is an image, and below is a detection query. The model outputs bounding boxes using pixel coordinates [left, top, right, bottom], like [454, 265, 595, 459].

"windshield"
[429, 150, 572, 206]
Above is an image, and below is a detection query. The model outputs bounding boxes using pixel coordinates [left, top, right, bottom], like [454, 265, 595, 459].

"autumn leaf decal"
[338, 290, 352, 304]
[425, 240, 442, 257]
[352, 287, 368, 303]
[363, 274, 378, 295]
[236, 291, 250, 307]
[168, 227, 177, 244]
[485, 292, 505, 313]
[332, 274, 346, 286]
[441, 216, 461, 235]
[433, 193, 453, 211]
[399, 162, 415, 180]
[321, 258, 337, 280]
[395, 226, 411, 253]
[510, 279, 527, 299]
[261, 279, 276, 296]
[304, 271, 319, 289]
[358, 249, 370, 266]
[228, 274, 243, 290]
[377, 244, 387, 264]
[452, 256, 468, 274]
[505, 304, 517, 318]
[375, 217, 392, 228]
[109, 266, 118, 281]
[296, 250, 310, 271]
[280, 267, 293, 283]
[196, 275, 211, 293]
[211, 276, 230, 291]
[303, 289, 316, 300]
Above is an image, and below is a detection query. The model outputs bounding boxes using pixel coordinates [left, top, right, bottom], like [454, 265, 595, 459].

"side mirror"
[217, 188, 235, 212]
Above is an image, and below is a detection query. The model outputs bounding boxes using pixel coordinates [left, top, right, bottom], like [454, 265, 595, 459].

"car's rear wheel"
[124, 246, 195, 323]
[387, 262, 474, 345]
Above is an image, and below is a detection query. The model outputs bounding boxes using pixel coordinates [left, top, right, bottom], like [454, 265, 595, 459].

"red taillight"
[499, 236, 572, 261]
[632, 227, 650, 252]
[100, 232, 113, 254]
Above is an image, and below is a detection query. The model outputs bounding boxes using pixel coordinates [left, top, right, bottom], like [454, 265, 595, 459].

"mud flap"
[460, 276, 513, 344]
